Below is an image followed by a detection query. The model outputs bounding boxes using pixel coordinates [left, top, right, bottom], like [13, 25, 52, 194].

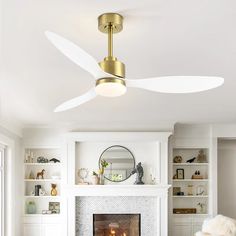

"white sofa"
[195, 215, 236, 236]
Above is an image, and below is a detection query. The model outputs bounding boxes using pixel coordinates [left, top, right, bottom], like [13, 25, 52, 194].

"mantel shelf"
[68, 184, 171, 197]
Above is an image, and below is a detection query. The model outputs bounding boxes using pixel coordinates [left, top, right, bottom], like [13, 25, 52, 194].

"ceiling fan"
[45, 13, 224, 112]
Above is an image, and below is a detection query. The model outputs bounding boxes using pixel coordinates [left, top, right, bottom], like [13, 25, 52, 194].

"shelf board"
[23, 214, 61, 217]
[173, 213, 208, 216]
[173, 195, 208, 198]
[24, 196, 61, 198]
[173, 163, 208, 166]
[173, 179, 208, 182]
[24, 179, 61, 182]
[24, 163, 61, 166]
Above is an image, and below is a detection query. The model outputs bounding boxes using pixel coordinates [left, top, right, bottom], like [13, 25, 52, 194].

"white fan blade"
[125, 76, 224, 93]
[45, 31, 109, 79]
[54, 88, 96, 112]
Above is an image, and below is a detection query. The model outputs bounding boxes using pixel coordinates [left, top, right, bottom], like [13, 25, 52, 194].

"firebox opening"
[93, 214, 141, 236]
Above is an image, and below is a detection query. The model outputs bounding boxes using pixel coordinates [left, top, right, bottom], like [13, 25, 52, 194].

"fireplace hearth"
[93, 214, 141, 236]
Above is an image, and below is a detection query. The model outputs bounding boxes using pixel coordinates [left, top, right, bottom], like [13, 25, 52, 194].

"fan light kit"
[45, 13, 224, 112]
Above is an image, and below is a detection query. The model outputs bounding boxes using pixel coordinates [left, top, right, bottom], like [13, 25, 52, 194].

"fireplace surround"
[76, 196, 158, 236]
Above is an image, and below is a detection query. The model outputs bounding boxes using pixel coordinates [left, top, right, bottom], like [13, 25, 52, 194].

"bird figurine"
[49, 158, 60, 163]
[186, 157, 196, 163]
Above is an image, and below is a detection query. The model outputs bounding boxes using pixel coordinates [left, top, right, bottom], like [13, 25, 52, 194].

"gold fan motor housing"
[99, 56, 125, 78]
[98, 13, 125, 78]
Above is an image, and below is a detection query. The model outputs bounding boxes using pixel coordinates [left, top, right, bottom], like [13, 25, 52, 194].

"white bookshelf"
[24, 148, 62, 216]
[171, 148, 210, 216]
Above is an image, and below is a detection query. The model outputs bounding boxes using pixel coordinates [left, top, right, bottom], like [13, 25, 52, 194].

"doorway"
[218, 139, 236, 218]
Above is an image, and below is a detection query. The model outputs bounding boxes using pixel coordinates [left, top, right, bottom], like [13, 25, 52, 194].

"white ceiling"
[1, 0, 236, 133]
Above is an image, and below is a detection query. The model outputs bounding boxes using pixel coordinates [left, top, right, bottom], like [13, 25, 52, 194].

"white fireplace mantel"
[67, 184, 171, 197]
[65, 132, 172, 236]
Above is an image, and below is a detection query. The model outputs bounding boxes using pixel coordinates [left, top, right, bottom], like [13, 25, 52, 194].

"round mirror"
[99, 145, 135, 182]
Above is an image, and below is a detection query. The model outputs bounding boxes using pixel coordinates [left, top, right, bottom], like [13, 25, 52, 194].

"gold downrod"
[108, 24, 113, 57]
[98, 13, 125, 78]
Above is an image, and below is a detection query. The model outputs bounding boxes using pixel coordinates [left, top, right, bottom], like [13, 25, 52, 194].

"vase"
[27, 201, 36, 214]
[51, 184, 57, 196]
[91, 175, 99, 185]
[99, 174, 104, 185]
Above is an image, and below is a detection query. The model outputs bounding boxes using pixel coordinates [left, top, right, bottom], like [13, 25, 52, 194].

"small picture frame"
[173, 187, 181, 196]
[176, 169, 184, 179]
[49, 202, 60, 214]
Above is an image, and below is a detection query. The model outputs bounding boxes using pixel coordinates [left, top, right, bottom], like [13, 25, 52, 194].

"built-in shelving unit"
[171, 148, 209, 216]
[24, 148, 62, 216]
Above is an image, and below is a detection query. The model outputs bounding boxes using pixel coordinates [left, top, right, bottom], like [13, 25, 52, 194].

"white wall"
[218, 139, 236, 219]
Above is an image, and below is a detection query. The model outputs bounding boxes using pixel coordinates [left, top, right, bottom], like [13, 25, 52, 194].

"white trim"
[0, 134, 15, 236]
[0, 147, 5, 236]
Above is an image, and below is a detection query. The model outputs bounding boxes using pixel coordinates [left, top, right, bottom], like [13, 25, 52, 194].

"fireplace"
[93, 214, 141, 236]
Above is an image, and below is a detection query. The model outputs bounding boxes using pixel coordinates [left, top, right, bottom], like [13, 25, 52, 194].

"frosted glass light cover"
[95, 82, 127, 97]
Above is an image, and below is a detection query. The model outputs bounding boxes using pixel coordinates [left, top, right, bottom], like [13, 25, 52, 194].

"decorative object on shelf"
[187, 184, 194, 196]
[25, 152, 34, 163]
[98, 169, 105, 185]
[197, 202, 206, 214]
[176, 168, 184, 179]
[98, 145, 135, 183]
[98, 158, 109, 185]
[173, 187, 181, 196]
[173, 174, 177, 179]
[30, 152, 34, 163]
[173, 208, 197, 214]
[37, 156, 48, 163]
[91, 171, 99, 185]
[186, 157, 196, 163]
[78, 168, 89, 185]
[26, 201, 37, 214]
[28, 170, 35, 179]
[36, 169, 45, 179]
[150, 175, 156, 185]
[39, 188, 46, 196]
[30, 190, 35, 196]
[196, 185, 206, 196]
[149, 168, 156, 184]
[49, 158, 60, 163]
[100, 159, 109, 174]
[42, 210, 52, 214]
[34, 185, 41, 196]
[197, 149, 207, 163]
[192, 170, 203, 179]
[177, 192, 184, 196]
[49, 202, 60, 214]
[131, 162, 144, 185]
[25, 152, 29, 163]
[50, 184, 58, 196]
[173, 155, 182, 163]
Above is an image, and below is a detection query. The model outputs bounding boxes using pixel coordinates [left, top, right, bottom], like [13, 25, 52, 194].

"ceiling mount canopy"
[45, 12, 224, 112]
